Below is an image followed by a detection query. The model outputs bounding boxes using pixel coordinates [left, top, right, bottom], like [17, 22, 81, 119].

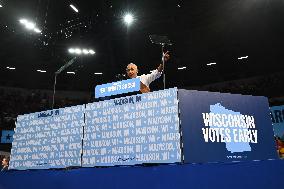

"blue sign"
[9, 105, 84, 170]
[1, 130, 15, 143]
[95, 78, 140, 98]
[83, 88, 181, 166]
[270, 105, 284, 139]
[178, 90, 278, 163]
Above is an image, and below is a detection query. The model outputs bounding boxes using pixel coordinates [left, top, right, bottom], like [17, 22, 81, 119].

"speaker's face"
[126, 64, 138, 78]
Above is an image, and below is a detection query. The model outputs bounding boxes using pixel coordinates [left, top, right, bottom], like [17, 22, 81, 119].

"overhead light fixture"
[25, 22, 35, 30]
[67, 71, 75, 74]
[0, 5, 2, 8]
[207, 62, 217, 66]
[89, 49, 95, 54]
[19, 18, 42, 34]
[70, 4, 79, 13]
[68, 48, 95, 55]
[6, 67, 16, 70]
[37, 69, 46, 73]
[68, 48, 75, 53]
[82, 49, 89, 54]
[238, 56, 248, 60]
[178, 66, 187, 70]
[33, 28, 41, 33]
[94, 72, 103, 75]
[74, 48, 82, 54]
[123, 13, 134, 25]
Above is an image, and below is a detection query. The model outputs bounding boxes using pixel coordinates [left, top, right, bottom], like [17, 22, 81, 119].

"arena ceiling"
[0, 0, 284, 91]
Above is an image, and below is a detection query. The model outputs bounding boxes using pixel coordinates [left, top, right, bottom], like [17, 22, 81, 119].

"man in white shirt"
[126, 51, 170, 93]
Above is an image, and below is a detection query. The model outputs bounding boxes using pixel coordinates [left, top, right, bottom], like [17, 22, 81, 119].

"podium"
[8, 87, 278, 170]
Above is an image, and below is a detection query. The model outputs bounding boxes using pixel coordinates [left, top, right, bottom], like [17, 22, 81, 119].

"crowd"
[0, 87, 89, 130]
[196, 71, 284, 103]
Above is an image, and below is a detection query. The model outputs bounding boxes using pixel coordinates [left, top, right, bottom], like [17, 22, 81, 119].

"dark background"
[1, 0, 284, 91]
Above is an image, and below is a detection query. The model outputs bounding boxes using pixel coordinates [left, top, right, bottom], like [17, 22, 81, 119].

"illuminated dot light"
[177, 66, 186, 70]
[124, 14, 134, 25]
[68, 48, 95, 55]
[207, 62, 217, 66]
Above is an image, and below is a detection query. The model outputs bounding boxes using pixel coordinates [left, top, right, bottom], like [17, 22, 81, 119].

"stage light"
[19, 18, 42, 34]
[19, 19, 28, 24]
[68, 48, 95, 56]
[68, 48, 75, 53]
[75, 48, 82, 54]
[70, 4, 78, 13]
[34, 28, 41, 33]
[0, 5, 2, 8]
[238, 56, 248, 60]
[178, 67, 187, 70]
[207, 62, 217, 66]
[37, 70, 46, 73]
[94, 72, 103, 75]
[67, 71, 75, 74]
[82, 49, 89, 54]
[25, 22, 35, 30]
[124, 13, 134, 25]
[89, 49, 95, 55]
[6, 67, 16, 70]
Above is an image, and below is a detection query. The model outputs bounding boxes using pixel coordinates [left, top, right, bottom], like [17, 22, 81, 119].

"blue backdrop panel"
[270, 105, 284, 139]
[83, 88, 181, 166]
[0, 160, 283, 189]
[9, 105, 84, 170]
[1, 130, 15, 143]
[178, 90, 278, 163]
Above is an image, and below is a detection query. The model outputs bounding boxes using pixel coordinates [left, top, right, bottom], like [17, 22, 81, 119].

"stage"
[0, 159, 283, 189]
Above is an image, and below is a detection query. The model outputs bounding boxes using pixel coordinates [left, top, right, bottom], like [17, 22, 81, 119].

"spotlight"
[82, 49, 89, 54]
[37, 70, 46, 73]
[70, 4, 79, 13]
[0, 5, 2, 8]
[6, 67, 16, 70]
[34, 28, 41, 33]
[123, 13, 134, 25]
[68, 48, 75, 53]
[75, 48, 82, 54]
[19, 19, 28, 24]
[238, 56, 248, 60]
[89, 49, 95, 55]
[19, 18, 41, 34]
[25, 22, 35, 30]
[207, 62, 217, 66]
[67, 71, 75, 74]
[68, 48, 95, 56]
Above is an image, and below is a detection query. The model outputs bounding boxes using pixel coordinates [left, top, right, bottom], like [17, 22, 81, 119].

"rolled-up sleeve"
[138, 69, 162, 87]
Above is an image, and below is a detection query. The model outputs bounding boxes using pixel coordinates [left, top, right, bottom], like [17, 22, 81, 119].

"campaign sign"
[270, 105, 284, 139]
[9, 105, 84, 170]
[178, 90, 278, 163]
[95, 78, 140, 98]
[83, 88, 181, 166]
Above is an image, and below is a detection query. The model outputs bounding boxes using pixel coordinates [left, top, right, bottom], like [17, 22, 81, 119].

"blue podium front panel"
[178, 90, 278, 163]
[83, 88, 181, 166]
[9, 105, 84, 170]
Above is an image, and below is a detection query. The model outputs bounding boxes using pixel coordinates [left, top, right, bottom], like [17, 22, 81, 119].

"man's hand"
[163, 51, 170, 62]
